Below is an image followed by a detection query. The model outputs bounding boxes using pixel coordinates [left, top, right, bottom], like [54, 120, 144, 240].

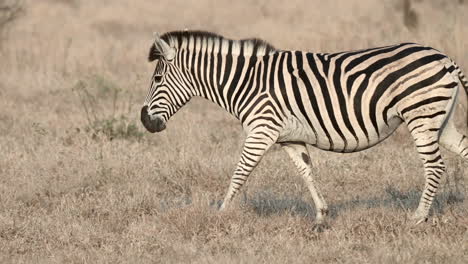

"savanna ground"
[0, 0, 468, 263]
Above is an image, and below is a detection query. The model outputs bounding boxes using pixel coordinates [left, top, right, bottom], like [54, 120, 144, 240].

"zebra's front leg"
[219, 131, 277, 211]
[281, 143, 329, 229]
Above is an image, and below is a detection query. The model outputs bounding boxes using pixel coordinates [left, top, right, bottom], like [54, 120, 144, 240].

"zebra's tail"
[454, 63, 468, 90]
[453, 62, 468, 126]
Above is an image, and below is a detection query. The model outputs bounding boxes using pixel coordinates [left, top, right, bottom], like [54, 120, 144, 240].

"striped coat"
[141, 31, 468, 227]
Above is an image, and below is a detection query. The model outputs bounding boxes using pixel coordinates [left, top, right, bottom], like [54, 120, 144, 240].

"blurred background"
[1, 0, 466, 135]
[1, 0, 467, 87]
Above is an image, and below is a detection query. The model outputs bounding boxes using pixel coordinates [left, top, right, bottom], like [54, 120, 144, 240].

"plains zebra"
[141, 30, 468, 227]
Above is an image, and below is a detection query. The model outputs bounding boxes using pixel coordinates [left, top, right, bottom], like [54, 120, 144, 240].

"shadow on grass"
[245, 191, 315, 218]
[244, 186, 465, 219]
[157, 187, 464, 220]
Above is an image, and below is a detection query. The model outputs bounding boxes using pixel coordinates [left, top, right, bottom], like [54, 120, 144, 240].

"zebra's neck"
[181, 41, 271, 120]
[161, 31, 275, 121]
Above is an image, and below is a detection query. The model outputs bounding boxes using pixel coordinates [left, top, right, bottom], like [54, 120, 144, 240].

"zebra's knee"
[423, 160, 446, 174]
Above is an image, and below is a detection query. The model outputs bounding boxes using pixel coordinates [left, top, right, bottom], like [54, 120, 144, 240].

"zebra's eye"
[154, 75, 163, 83]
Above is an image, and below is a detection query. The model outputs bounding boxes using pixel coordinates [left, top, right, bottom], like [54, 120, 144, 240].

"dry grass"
[0, 0, 467, 263]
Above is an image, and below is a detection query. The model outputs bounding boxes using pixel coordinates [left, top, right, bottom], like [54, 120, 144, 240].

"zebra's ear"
[149, 33, 175, 62]
[148, 43, 161, 62]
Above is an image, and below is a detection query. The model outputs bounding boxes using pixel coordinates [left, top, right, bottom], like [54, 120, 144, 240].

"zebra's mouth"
[141, 106, 166, 133]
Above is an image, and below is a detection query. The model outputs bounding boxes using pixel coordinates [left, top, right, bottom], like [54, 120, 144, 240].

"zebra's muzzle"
[141, 106, 166, 133]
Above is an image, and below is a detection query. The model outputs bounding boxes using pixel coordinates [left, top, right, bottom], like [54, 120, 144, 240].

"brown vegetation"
[0, 0, 22, 39]
[0, 0, 467, 262]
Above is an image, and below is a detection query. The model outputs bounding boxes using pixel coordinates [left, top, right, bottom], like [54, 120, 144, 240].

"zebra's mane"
[149, 30, 276, 62]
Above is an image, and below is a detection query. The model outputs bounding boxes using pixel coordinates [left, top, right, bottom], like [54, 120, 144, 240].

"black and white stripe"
[141, 30, 468, 226]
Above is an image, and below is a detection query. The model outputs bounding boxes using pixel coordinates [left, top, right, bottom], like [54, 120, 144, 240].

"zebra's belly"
[278, 116, 403, 153]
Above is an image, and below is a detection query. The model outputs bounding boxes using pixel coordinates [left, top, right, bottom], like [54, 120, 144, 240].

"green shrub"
[72, 75, 144, 141]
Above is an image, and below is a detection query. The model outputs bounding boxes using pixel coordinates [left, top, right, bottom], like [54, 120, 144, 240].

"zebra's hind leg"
[439, 118, 468, 162]
[219, 130, 277, 211]
[282, 142, 329, 230]
[407, 122, 447, 225]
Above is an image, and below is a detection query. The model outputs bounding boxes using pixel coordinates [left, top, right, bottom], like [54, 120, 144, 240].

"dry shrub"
[402, 0, 418, 31]
[0, 0, 22, 42]
[0, 0, 22, 27]
[46, 0, 79, 8]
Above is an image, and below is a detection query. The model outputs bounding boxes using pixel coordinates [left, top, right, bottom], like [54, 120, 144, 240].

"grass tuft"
[72, 75, 144, 141]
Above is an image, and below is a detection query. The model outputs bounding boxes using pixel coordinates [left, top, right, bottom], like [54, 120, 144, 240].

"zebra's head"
[141, 33, 193, 133]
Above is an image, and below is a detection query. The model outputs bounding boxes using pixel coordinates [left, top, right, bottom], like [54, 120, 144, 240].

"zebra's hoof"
[218, 204, 226, 211]
[312, 222, 330, 232]
[218, 200, 230, 211]
[410, 213, 428, 226]
[210, 200, 224, 210]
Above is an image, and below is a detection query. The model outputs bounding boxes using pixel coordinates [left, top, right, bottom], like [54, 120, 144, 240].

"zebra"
[140, 30, 468, 227]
